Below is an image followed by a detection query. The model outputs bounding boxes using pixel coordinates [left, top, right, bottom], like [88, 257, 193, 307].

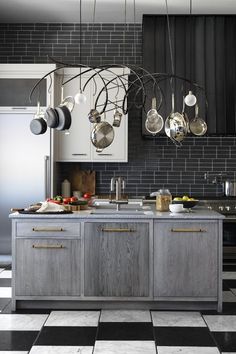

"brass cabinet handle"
[171, 228, 206, 233]
[32, 227, 64, 232]
[101, 228, 136, 232]
[72, 153, 87, 156]
[97, 153, 113, 156]
[32, 244, 65, 249]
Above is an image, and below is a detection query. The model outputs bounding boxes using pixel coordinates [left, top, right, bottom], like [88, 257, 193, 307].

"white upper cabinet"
[55, 67, 128, 163]
[56, 71, 92, 162]
[0, 64, 56, 113]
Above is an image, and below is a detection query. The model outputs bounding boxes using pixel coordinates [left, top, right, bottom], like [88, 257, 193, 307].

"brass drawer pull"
[32, 244, 65, 249]
[101, 228, 136, 232]
[32, 227, 64, 232]
[171, 228, 206, 233]
[72, 153, 87, 156]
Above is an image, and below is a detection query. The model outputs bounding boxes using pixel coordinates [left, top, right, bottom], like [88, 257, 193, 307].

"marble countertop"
[9, 206, 224, 220]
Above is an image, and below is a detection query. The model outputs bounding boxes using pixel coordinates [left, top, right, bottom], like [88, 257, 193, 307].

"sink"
[90, 204, 153, 215]
[91, 209, 147, 215]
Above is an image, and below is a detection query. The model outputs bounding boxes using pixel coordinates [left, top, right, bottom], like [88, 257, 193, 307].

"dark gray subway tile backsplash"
[1, 22, 235, 197]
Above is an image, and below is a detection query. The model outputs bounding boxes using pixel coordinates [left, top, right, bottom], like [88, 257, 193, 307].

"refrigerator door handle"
[44, 155, 50, 200]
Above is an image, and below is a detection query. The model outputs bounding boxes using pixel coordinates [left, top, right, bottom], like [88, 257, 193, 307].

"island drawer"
[154, 220, 218, 236]
[15, 221, 80, 237]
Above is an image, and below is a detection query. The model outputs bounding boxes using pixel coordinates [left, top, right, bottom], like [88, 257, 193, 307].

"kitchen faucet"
[204, 172, 226, 185]
[110, 177, 128, 210]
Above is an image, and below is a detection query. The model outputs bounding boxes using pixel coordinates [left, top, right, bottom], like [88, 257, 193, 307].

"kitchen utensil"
[145, 97, 164, 135]
[45, 107, 59, 128]
[223, 180, 236, 197]
[55, 105, 72, 131]
[113, 109, 122, 127]
[182, 96, 190, 133]
[30, 101, 47, 135]
[169, 112, 187, 142]
[189, 104, 207, 136]
[60, 86, 75, 113]
[165, 94, 187, 144]
[69, 169, 96, 195]
[147, 97, 159, 122]
[88, 109, 101, 123]
[91, 120, 114, 150]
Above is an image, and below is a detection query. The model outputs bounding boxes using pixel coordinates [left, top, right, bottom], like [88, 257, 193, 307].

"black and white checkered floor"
[1, 263, 236, 353]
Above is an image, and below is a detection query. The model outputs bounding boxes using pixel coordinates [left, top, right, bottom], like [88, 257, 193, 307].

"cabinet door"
[84, 222, 149, 297]
[154, 221, 218, 298]
[15, 238, 80, 296]
[0, 64, 55, 113]
[91, 72, 128, 162]
[57, 74, 92, 161]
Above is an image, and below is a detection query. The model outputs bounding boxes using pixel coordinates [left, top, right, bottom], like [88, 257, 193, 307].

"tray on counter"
[18, 210, 73, 215]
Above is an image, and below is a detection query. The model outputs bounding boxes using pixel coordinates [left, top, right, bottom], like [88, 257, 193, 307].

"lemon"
[182, 195, 189, 201]
[173, 197, 182, 201]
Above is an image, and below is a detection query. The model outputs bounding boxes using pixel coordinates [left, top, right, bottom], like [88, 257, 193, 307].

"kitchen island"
[10, 206, 224, 311]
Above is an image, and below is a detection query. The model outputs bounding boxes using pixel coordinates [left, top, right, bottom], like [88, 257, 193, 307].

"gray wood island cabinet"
[10, 208, 223, 311]
[84, 222, 150, 298]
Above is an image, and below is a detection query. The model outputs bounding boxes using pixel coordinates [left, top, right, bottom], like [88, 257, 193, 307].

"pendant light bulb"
[184, 91, 197, 107]
[75, 90, 87, 104]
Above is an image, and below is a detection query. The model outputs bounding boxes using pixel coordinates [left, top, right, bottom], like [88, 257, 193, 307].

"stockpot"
[223, 180, 236, 197]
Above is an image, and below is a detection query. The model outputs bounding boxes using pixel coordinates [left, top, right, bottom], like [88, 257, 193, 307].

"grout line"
[92, 309, 102, 354]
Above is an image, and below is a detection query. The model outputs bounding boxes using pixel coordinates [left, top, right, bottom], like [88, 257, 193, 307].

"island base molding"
[13, 300, 222, 312]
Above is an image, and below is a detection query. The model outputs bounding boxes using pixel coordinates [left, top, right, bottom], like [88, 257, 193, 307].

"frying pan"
[189, 104, 207, 136]
[55, 105, 72, 131]
[91, 121, 114, 150]
[45, 107, 59, 128]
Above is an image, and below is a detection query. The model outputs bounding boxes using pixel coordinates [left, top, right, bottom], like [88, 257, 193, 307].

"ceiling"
[1, 0, 236, 23]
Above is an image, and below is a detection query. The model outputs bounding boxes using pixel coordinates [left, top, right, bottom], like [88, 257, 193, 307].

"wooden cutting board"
[68, 168, 96, 195]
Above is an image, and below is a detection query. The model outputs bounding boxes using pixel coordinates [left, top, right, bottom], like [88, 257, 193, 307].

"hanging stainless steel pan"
[91, 121, 114, 150]
[145, 97, 164, 134]
[88, 109, 101, 123]
[165, 93, 187, 143]
[189, 104, 207, 136]
[60, 86, 75, 113]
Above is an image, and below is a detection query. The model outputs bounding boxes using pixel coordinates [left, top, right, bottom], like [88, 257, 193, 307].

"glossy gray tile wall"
[0, 23, 142, 65]
[0, 23, 235, 197]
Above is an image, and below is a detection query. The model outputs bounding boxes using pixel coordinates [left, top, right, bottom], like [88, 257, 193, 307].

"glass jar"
[156, 189, 172, 211]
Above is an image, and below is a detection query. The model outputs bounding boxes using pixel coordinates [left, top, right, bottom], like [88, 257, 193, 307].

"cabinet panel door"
[15, 238, 80, 296]
[91, 74, 128, 162]
[84, 222, 149, 297]
[57, 75, 91, 161]
[154, 221, 218, 297]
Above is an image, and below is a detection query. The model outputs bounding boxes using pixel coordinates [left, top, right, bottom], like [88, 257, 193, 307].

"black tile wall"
[1, 22, 235, 197]
[0, 23, 142, 65]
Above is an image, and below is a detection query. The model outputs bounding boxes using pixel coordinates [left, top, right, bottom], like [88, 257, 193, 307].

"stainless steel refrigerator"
[0, 113, 51, 255]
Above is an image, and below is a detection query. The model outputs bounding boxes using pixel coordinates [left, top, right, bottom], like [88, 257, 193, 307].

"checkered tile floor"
[1, 262, 236, 353]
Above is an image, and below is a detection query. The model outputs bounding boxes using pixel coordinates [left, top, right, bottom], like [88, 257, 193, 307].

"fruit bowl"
[172, 200, 198, 209]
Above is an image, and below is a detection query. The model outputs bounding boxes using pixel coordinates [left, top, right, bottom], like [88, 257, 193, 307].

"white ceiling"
[0, 0, 236, 23]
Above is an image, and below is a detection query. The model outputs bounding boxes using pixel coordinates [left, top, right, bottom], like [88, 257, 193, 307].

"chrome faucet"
[110, 177, 128, 210]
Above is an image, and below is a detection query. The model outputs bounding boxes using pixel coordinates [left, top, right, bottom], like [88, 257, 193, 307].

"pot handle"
[151, 97, 157, 110]
[171, 93, 175, 114]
